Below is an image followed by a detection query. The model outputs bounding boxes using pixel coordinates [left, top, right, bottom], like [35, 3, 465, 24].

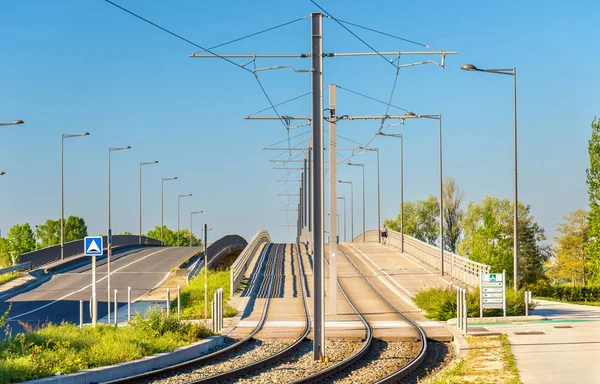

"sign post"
[480, 271, 506, 318]
[84, 236, 103, 326]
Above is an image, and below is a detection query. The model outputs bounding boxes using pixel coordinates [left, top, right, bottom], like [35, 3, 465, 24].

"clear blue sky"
[1, 0, 598, 244]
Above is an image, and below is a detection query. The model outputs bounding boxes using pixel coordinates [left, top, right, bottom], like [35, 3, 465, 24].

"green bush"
[0, 307, 212, 384]
[177, 269, 238, 319]
[527, 282, 600, 302]
[413, 286, 532, 321]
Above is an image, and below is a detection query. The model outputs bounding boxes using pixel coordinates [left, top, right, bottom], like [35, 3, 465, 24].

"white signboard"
[480, 271, 506, 317]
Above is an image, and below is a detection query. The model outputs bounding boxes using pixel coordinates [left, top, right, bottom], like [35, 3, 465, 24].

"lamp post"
[0, 171, 5, 176]
[376, 132, 404, 252]
[338, 181, 354, 240]
[461, 63, 518, 292]
[336, 196, 347, 242]
[359, 147, 381, 243]
[108, 145, 132, 324]
[61, 132, 90, 261]
[190, 211, 203, 246]
[0, 120, 24, 126]
[177, 194, 192, 246]
[161, 177, 177, 243]
[139, 161, 159, 244]
[347, 163, 366, 242]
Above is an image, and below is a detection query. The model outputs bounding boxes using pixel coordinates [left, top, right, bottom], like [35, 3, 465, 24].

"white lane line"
[8, 248, 169, 320]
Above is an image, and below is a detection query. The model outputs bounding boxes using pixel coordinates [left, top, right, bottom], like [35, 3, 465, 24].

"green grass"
[535, 296, 600, 307]
[0, 307, 212, 384]
[176, 268, 238, 319]
[0, 272, 19, 286]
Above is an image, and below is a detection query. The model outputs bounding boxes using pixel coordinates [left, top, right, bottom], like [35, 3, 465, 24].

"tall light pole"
[139, 161, 159, 244]
[190, 211, 203, 246]
[461, 63, 518, 291]
[0, 171, 5, 176]
[359, 147, 381, 243]
[161, 177, 177, 243]
[177, 194, 192, 246]
[338, 181, 354, 240]
[337, 196, 347, 242]
[348, 163, 366, 242]
[0, 120, 24, 126]
[61, 132, 90, 260]
[376, 132, 404, 252]
[108, 145, 131, 324]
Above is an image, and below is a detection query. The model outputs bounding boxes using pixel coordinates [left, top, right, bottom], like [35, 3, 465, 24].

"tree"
[0, 238, 11, 268]
[460, 196, 549, 285]
[384, 195, 440, 246]
[443, 177, 465, 253]
[586, 117, 600, 280]
[145, 226, 202, 247]
[546, 209, 594, 286]
[119, 231, 133, 235]
[64, 216, 87, 242]
[7, 223, 35, 263]
[36, 216, 87, 248]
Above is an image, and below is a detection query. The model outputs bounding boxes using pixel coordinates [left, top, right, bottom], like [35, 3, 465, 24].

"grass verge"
[0, 272, 19, 286]
[535, 296, 600, 307]
[419, 334, 521, 384]
[176, 268, 238, 319]
[0, 307, 212, 384]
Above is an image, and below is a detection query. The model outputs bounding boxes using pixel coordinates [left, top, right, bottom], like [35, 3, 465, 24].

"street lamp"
[107, 145, 132, 324]
[161, 177, 177, 243]
[359, 147, 381, 243]
[61, 132, 90, 261]
[0, 120, 24, 126]
[177, 194, 192, 246]
[347, 162, 366, 242]
[336, 196, 347, 242]
[0, 171, 5, 176]
[139, 161, 159, 244]
[461, 63, 519, 291]
[338, 181, 354, 240]
[190, 211, 203, 246]
[399, 112, 444, 277]
[376, 132, 404, 252]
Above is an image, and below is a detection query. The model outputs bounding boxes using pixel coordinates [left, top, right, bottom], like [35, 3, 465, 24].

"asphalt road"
[0, 246, 200, 334]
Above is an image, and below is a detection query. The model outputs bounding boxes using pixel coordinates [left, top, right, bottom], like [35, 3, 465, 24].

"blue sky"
[1, 0, 598, 244]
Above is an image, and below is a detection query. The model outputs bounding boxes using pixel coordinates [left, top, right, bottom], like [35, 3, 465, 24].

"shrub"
[177, 269, 238, 319]
[527, 282, 600, 302]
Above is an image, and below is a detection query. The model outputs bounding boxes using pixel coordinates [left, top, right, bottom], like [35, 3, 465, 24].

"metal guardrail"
[353, 229, 490, 287]
[187, 234, 248, 283]
[0, 261, 32, 275]
[230, 230, 271, 295]
[18, 235, 162, 269]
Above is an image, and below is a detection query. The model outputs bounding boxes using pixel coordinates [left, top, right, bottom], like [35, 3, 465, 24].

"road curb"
[23, 335, 224, 384]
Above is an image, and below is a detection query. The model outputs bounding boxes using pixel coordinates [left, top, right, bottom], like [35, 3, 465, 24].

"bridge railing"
[353, 229, 490, 287]
[0, 261, 32, 275]
[18, 235, 162, 269]
[230, 230, 271, 295]
[187, 234, 248, 283]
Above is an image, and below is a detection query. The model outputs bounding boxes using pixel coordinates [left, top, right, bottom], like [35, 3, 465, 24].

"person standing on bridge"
[381, 226, 388, 245]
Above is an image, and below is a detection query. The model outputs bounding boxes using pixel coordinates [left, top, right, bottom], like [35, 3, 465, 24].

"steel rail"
[103, 243, 280, 384]
[290, 244, 373, 384]
[187, 243, 311, 383]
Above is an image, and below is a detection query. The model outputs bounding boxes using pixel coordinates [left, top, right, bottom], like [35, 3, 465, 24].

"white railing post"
[127, 286, 131, 322]
[177, 285, 181, 319]
[114, 289, 118, 326]
[166, 288, 171, 318]
[80, 300, 83, 328]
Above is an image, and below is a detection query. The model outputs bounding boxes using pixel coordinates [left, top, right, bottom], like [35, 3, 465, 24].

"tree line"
[384, 117, 600, 287]
[0, 216, 202, 268]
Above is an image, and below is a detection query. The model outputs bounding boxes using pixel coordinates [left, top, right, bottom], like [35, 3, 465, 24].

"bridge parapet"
[187, 234, 248, 283]
[230, 230, 271, 294]
[354, 229, 490, 287]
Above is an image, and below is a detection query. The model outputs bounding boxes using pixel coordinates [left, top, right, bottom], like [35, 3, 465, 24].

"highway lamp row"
[0, 119, 25, 177]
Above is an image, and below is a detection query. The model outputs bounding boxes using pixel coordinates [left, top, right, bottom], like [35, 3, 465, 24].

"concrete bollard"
[80, 300, 83, 329]
[166, 288, 171, 318]
[456, 287, 461, 329]
[127, 287, 131, 322]
[114, 289, 118, 326]
[463, 288, 468, 334]
[177, 285, 181, 319]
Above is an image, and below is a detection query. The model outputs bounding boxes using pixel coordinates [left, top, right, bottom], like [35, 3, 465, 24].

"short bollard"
[166, 288, 171, 318]
[80, 300, 83, 329]
[525, 290, 529, 317]
[456, 287, 462, 329]
[463, 288, 468, 334]
[177, 285, 181, 319]
[114, 289, 118, 326]
[127, 287, 131, 322]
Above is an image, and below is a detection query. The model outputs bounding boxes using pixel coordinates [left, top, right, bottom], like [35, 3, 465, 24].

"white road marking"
[8, 248, 169, 320]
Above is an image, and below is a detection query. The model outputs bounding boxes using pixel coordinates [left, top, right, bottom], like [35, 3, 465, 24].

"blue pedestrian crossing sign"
[84, 236, 103, 256]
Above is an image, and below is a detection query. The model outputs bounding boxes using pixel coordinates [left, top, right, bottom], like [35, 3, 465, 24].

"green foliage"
[459, 196, 549, 286]
[119, 231, 133, 235]
[0, 272, 20, 286]
[413, 286, 531, 321]
[178, 269, 237, 319]
[586, 117, 600, 281]
[384, 195, 440, 246]
[36, 216, 87, 248]
[2, 223, 36, 266]
[528, 280, 600, 302]
[0, 238, 11, 268]
[146, 226, 202, 247]
[443, 177, 465, 253]
[0, 308, 211, 384]
[0, 303, 11, 330]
